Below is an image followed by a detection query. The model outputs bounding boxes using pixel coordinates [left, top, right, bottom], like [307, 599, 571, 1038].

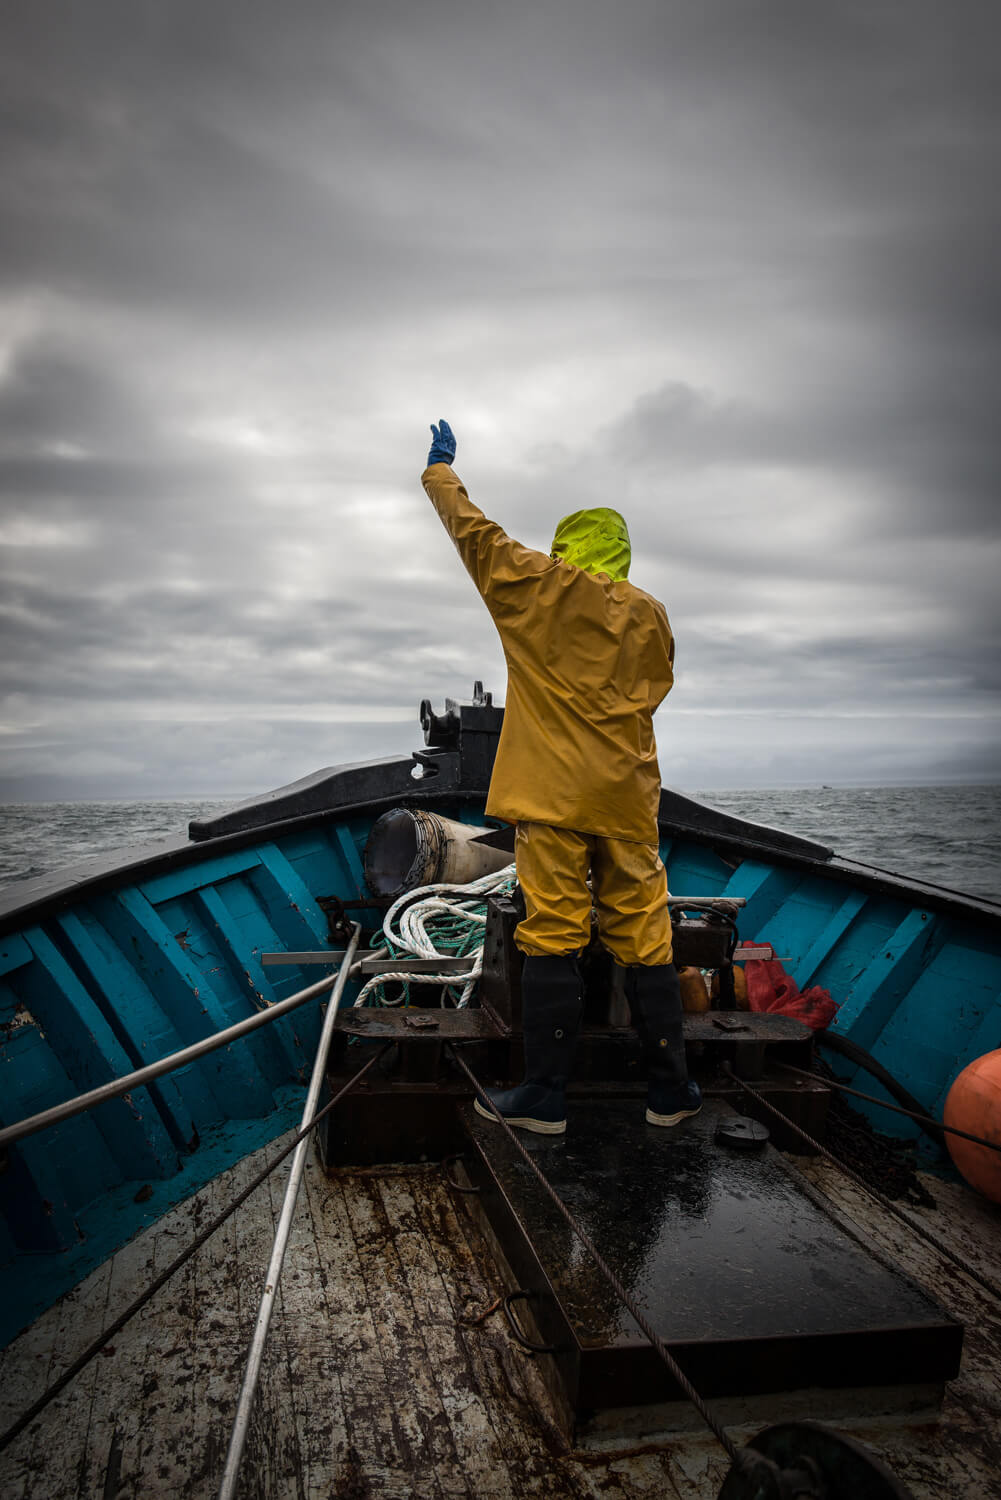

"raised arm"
[421, 419, 550, 606]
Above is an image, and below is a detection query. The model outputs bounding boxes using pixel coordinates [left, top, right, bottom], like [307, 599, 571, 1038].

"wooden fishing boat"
[1, 686, 999, 1497]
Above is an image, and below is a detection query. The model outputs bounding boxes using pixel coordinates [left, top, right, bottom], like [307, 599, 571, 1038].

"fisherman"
[422, 419, 701, 1135]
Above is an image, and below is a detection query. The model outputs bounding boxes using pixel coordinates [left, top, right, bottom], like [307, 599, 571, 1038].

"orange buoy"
[678, 966, 710, 1013]
[943, 1049, 1001, 1204]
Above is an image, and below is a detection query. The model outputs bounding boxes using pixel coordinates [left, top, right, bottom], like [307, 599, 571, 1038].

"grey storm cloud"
[1, 0, 999, 797]
[604, 372, 1001, 542]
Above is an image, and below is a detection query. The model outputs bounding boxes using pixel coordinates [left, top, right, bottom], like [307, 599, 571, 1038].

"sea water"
[695, 784, 1001, 905]
[0, 800, 233, 892]
[1, 785, 999, 904]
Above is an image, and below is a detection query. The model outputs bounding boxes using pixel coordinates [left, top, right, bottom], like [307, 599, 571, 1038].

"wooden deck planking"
[372, 1170, 522, 1497]
[371, 1167, 700, 1500]
[235, 1150, 305, 1500]
[298, 1163, 383, 1496]
[271, 1156, 345, 1500]
[791, 1159, 1001, 1498]
[2, 1199, 158, 1499]
[303, 1161, 440, 1496]
[20, 1245, 118, 1497]
[2, 1132, 1000, 1498]
[192, 1147, 274, 1497]
[133, 1202, 202, 1497]
[342, 1170, 486, 1496]
[403, 1167, 585, 1498]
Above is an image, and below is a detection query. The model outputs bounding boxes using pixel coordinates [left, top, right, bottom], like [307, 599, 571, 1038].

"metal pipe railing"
[217, 922, 362, 1499]
[0, 955, 361, 1151]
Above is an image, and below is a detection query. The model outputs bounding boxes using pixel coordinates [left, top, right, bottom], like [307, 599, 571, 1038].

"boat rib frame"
[0, 948, 368, 1151]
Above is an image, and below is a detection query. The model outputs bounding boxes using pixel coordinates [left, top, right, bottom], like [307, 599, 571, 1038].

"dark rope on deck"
[0, 1047, 390, 1457]
[722, 1064, 1001, 1305]
[808, 1056, 938, 1208]
[774, 1060, 1001, 1154]
[446, 1044, 749, 1472]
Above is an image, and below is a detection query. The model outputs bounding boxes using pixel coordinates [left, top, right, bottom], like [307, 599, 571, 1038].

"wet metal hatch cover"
[461, 1099, 962, 1416]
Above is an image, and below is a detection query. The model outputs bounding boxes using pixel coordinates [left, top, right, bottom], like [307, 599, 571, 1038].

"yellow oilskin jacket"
[422, 463, 675, 844]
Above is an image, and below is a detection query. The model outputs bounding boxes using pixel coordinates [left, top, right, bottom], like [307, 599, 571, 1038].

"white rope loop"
[353, 863, 517, 1010]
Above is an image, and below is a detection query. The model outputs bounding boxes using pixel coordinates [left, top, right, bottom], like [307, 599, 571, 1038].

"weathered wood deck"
[1, 1133, 999, 1498]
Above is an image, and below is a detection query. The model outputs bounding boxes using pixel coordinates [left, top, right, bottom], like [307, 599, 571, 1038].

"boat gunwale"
[1, 774, 999, 939]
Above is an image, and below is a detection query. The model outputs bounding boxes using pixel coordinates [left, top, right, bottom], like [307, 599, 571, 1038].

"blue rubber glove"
[427, 419, 457, 467]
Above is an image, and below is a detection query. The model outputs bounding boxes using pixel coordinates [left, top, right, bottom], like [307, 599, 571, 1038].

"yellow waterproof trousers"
[514, 823, 673, 967]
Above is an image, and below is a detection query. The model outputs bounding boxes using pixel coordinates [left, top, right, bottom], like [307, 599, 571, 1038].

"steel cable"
[445, 1045, 747, 1470]
[774, 1060, 1001, 1155]
[722, 1064, 1001, 1305]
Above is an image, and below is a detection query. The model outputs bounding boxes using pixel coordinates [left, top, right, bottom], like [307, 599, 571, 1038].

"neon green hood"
[550, 507, 631, 581]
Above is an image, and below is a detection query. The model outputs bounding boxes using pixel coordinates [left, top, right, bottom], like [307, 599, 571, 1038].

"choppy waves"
[1, 784, 998, 903]
[694, 784, 1001, 904]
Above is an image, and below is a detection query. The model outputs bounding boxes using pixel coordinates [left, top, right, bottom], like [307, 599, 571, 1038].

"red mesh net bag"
[743, 944, 838, 1030]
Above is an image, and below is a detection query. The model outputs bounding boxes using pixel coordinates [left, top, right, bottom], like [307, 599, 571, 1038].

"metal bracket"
[404, 1013, 440, 1032]
[712, 1014, 751, 1032]
[502, 1291, 557, 1355]
[442, 1154, 480, 1194]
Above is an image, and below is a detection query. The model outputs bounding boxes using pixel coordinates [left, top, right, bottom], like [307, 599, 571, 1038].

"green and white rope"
[352, 864, 517, 1010]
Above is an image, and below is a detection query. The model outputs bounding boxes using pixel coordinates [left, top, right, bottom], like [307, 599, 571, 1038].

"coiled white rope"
[352, 863, 517, 1010]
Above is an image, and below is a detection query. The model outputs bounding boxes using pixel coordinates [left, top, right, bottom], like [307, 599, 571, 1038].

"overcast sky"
[1, 1, 999, 800]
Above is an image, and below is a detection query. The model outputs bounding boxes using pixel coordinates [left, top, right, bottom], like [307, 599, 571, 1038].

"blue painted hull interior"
[0, 798, 497, 1344]
[660, 831, 1001, 1144]
[2, 750, 1000, 1350]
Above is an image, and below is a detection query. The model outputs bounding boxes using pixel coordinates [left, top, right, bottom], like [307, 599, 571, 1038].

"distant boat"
[1, 685, 999, 1497]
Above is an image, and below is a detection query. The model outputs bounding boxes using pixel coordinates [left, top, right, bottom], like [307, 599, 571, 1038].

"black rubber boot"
[626, 963, 702, 1126]
[474, 954, 583, 1134]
